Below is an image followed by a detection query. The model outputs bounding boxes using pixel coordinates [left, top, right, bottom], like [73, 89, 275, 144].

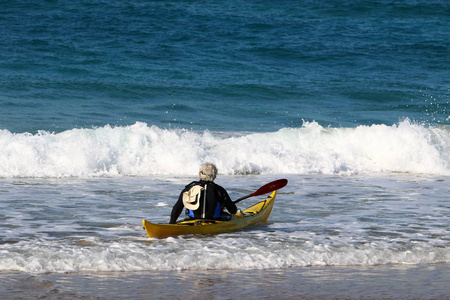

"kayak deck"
[142, 190, 276, 238]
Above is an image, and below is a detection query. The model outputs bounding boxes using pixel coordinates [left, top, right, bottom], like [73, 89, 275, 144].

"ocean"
[0, 0, 449, 299]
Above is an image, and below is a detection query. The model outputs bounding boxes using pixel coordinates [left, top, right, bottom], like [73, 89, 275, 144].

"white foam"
[1, 237, 448, 273]
[0, 120, 449, 178]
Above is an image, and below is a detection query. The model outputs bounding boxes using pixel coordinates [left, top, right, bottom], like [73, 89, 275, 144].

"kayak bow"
[142, 190, 276, 238]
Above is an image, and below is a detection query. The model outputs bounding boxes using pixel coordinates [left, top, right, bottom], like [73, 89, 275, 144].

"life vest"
[185, 182, 222, 219]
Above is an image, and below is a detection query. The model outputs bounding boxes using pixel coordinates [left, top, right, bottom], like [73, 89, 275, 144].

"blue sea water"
[0, 1, 449, 299]
[1, 0, 449, 134]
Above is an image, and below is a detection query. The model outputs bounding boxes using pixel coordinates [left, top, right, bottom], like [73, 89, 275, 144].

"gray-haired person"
[169, 163, 244, 224]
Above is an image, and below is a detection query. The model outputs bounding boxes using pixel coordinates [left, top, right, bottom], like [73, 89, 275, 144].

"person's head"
[199, 163, 218, 181]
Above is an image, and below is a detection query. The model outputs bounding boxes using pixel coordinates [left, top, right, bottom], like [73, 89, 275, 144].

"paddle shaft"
[233, 179, 288, 204]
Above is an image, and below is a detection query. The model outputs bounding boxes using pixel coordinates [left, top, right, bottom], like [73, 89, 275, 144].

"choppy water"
[1, 120, 449, 178]
[1, 0, 449, 133]
[0, 174, 448, 272]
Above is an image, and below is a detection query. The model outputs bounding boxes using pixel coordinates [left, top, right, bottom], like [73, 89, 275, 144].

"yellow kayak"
[142, 190, 276, 238]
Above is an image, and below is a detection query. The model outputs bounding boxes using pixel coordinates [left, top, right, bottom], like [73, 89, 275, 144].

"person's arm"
[169, 192, 184, 224]
[218, 185, 238, 215]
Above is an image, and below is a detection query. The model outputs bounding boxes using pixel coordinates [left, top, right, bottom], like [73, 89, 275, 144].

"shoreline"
[2, 264, 449, 299]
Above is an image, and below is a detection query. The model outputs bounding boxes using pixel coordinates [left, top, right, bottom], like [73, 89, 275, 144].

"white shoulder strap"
[202, 183, 208, 218]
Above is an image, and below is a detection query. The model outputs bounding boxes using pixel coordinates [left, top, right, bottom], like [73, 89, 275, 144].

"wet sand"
[1, 264, 449, 299]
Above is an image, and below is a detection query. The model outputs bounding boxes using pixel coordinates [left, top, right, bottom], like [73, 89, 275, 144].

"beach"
[2, 264, 449, 299]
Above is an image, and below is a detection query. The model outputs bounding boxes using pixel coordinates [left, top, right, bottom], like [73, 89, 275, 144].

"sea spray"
[0, 120, 449, 178]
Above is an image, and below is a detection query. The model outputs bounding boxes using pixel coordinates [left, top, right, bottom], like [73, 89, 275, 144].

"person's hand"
[235, 209, 245, 218]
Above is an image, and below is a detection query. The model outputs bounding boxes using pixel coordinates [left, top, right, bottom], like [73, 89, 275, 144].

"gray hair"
[199, 163, 218, 181]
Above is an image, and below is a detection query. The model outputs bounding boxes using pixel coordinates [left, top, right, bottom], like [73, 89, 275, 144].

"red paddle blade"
[250, 179, 288, 197]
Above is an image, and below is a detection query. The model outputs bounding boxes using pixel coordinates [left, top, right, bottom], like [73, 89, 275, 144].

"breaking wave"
[1, 237, 449, 273]
[0, 120, 449, 178]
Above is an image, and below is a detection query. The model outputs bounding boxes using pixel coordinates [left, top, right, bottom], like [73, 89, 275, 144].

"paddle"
[233, 179, 288, 204]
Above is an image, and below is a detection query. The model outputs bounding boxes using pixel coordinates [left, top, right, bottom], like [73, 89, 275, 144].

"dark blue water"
[1, 0, 449, 133]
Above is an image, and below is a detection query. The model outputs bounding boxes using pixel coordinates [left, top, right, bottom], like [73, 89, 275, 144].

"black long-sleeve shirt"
[169, 180, 238, 224]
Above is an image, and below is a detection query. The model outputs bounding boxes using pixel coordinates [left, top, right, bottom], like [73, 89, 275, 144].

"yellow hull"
[143, 191, 276, 238]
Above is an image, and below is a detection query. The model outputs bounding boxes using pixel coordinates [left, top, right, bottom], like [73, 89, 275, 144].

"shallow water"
[1, 174, 448, 273]
[1, 264, 449, 299]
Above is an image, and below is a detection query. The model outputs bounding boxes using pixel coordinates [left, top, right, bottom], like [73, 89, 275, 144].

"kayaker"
[169, 163, 244, 224]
